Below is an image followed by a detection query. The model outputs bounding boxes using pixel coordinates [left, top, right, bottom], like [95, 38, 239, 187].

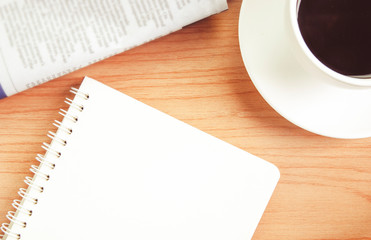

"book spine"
[0, 87, 89, 240]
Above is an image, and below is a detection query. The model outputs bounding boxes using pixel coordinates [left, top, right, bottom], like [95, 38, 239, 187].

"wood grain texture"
[0, 1, 370, 239]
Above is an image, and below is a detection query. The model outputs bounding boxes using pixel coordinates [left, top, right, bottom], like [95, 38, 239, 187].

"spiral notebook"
[1, 77, 279, 240]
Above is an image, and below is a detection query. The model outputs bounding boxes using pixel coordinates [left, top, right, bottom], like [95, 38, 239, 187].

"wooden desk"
[0, 1, 370, 239]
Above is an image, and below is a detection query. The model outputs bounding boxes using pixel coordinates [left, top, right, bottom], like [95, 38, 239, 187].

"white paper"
[0, 0, 228, 98]
[1, 77, 279, 240]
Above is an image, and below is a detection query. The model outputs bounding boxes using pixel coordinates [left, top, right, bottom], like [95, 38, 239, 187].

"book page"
[0, 0, 228, 98]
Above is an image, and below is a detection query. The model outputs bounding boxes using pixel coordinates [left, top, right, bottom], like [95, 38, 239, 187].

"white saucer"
[238, 0, 371, 139]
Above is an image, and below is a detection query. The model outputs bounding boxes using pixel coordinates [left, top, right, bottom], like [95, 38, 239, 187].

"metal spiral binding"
[24, 177, 44, 193]
[11, 200, 32, 217]
[35, 154, 55, 169]
[65, 98, 84, 112]
[6, 212, 26, 228]
[53, 120, 73, 135]
[29, 165, 50, 181]
[0, 224, 20, 240]
[47, 131, 67, 146]
[1, 87, 89, 240]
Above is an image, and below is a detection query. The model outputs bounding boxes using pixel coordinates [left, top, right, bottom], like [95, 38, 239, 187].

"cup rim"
[289, 0, 371, 87]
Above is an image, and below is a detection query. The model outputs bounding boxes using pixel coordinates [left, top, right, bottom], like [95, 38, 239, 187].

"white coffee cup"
[288, 0, 371, 87]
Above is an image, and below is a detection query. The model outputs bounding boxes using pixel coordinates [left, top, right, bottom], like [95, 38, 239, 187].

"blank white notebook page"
[9, 77, 280, 240]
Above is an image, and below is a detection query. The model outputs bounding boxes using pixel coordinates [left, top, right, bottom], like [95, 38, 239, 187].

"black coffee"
[297, 0, 371, 76]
